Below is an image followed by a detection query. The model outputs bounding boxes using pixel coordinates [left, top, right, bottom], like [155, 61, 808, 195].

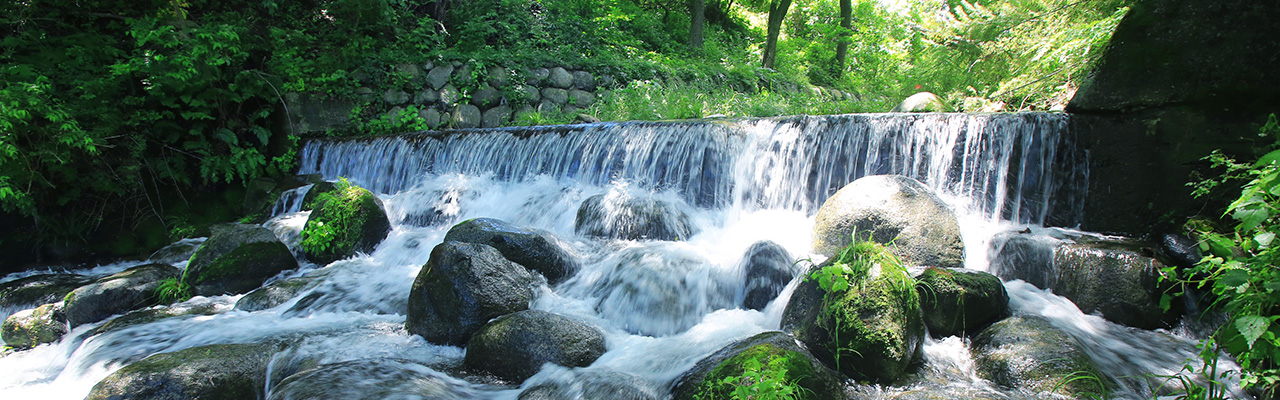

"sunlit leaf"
[1237, 315, 1270, 349]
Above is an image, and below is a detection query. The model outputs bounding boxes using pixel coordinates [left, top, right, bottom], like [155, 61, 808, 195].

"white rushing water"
[0, 113, 1240, 399]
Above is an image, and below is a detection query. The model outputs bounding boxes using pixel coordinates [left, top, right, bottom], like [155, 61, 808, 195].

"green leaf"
[1234, 203, 1270, 232]
[1255, 149, 1280, 168]
[1257, 232, 1276, 248]
[1221, 269, 1253, 289]
[1236, 315, 1270, 349]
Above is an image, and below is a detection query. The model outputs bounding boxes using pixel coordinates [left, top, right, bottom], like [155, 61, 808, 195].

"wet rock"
[1156, 233, 1202, 269]
[405, 242, 536, 345]
[541, 87, 569, 105]
[470, 84, 502, 108]
[464, 310, 607, 382]
[914, 267, 1008, 337]
[268, 358, 476, 400]
[300, 181, 337, 210]
[574, 193, 696, 241]
[739, 241, 796, 310]
[812, 175, 964, 268]
[971, 316, 1107, 398]
[443, 218, 578, 284]
[235, 276, 319, 312]
[185, 223, 298, 296]
[548, 67, 574, 89]
[568, 89, 595, 107]
[518, 369, 661, 400]
[481, 105, 511, 128]
[301, 185, 392, 265]
[671, 331, 844, 400]
[2, 302, 67, 348]
[147, 238, 207, 265]
[64, 263, 181, 327]
[891, 92, 947, 112]
[0, 273, 93, 311]
[451, 104, 482, 129]
[426, 64, 454, 90]
[91, 300, 221, 336]
[590, 245, 735, 336]
[85, 343, 277, 400]
[781, 241, 925, 382]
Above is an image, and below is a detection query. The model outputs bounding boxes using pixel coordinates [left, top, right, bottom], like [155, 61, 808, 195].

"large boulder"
[405, 242, 537, 345]
[548, 67, 574, 89]
[0, 273, 93, 311]
[268, 358, 477, 399]
[781, 241, 925, 382]
[990, 232, 1182, 329]
[185, 224, 298, 297]
[671, 331, 844, 400]
[464, 310, 607, 382]
[443, 218, 578, 284]
[64, 263, 181, 327]
[301, 184, 393, 264]
[2, 302, 67, 348]
[575, 193, 696, 241]
[85, 342, 278, 400]
[914, 267, 1009, 337]
[890, 92, 948, 112]
[739, 241, 797, 311]
[971, 316, 1108, 399]
[519, 370, 662, 400]
[812, 175, 964, 268]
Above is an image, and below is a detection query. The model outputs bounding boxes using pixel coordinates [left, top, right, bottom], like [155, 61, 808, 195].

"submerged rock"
[185, 224, 298, 296]
[464, 310, 607, 382]
[781, 241, 925, 382]
[739, 241, 797, 311]
[589, 245, 735, 336]
[444, 218, 578, 284]
[86, 342, 278, 400]
[2, 302, 67, 348]
[301, 184, 393, 264]
[64, 263, 181, 327]
[575, 193, 696, 241]
[519, 369, 662, 400]
[406, 242, 536, 346]
[234, 275, 320, 312]
[671, 331, 844, 400]
[268, 358, 477, 400]
[90, 300, 222, 336]
[0, 273, 93, 311]
[971, 316, 1108, 399]
[914, 267, 1008, 337]
[812, 175, 964, 268]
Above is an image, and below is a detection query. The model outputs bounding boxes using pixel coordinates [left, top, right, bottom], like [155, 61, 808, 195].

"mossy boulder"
[2, 302, 68, 348]
[0, 273, 93, 311]
[406, 242, 537, 346]
[890, 92, 948, 112]
[90, 300, 221, 336]
[301, 184, 392, 264]
[64, 263, 181, 327]
[671, 331, 844, 400]
[812, 175, 964, 268]
[299, 180, 337, 210]
[781, 241, 925, 382]
[574, 193, 696, 241]
[184, 223, 298, 297]
[86, 342, 278, 400]
[268, 358, 476, 399]
[443, 218, 579, 284]
[234, 275, 319, 312]
[464, 310, 607, 382]
[518, 370, 662, 400]
[739, 241, 796, 311]
[914, 267, 1009, 337]
[971, 316, 1108, 399]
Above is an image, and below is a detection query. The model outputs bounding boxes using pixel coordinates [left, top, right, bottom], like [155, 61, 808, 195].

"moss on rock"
[971, 316, 1108, 399]
[85, 342, 277, 400]
[914, 267, 1009, 337]
[300, 183, 391, 264]
[183, 224, 298, 297]
[672, 331, 843, 400]
[2, 302, 68, 349]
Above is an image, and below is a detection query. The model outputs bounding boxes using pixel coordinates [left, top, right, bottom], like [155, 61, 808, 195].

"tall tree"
[835, 0, 852, 78]
[762, 0, 794, 68]
[690, 0, 707, 49]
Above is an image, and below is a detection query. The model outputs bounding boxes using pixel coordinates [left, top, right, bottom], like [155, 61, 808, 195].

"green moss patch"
[695, 343, 822, 400]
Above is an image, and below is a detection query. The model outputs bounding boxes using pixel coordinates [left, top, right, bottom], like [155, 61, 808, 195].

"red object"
[914, 84, 922, 89]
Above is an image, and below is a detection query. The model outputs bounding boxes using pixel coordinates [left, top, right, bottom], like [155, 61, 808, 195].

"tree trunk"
[762, 0, 793, 69]
[836, 0, 852, 78]
[690, 0, 706, 50]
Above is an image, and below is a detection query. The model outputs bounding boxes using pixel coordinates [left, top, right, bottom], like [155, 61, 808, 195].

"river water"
[0, 114, 1240, 399]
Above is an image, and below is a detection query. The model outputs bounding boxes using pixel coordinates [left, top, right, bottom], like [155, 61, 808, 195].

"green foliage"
[1164, 115, 1280, 398]
[299, 178, 367, 257]
[153, 277, 194, 304]
[694, 344, 815, 400]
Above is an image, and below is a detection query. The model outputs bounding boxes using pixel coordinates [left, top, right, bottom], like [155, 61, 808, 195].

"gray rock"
[383, 89, 410, 105]
[574, 193, 696, 241]
[185, 223, 298, 296]
[2, 302, 67, 348]
[64, 264, 181, 327]
[147, 238, 207, 265]
[283, 92, 356, 135]
[354, 87, 375, 102]
[235, 276, 319, 312]
[394, 63, 422, 81]
[671, 331, 844, 400]
[914, 267, 1008, 337]
[548, 67, 574, 88]
[85, 343, 277, 400]
[269, 358, 476, 400]
[568, 89, 595, 107]
[891, 92, 948, 112]
[450, 104, 482, 129]
[470, 84, 502, 108]
[541, 87, 569, 105]
[482, 105, 511, 128]
[519, 85, 541, 105]
[536, 100, 560, 115]
[1157, 233, 1201, 269]
[443, 218, 578, 284]
[414, 88, 439, 105]
[0, 273, 93, 311]
[972, 316, 1107, 398]
[527, 68, 550, 85]
[572, 70, 595, 90]
[563, 105, 579, 115]
[405, 242, 536, 345]
[597, 75, 616, 88]
[426, 64, 455, 90]
[487, 66, 510, 87]
[464, 310, 607, 381]
[739, 241, 796, 311]
[439, 84, 461, 108]
[91, 300, 221, 336]
[812, 175, 964, 268]
[418, 108, 442, 129]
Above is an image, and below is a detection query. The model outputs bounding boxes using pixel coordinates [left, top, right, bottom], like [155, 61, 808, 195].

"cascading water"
[0, 113, 1237, 399]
